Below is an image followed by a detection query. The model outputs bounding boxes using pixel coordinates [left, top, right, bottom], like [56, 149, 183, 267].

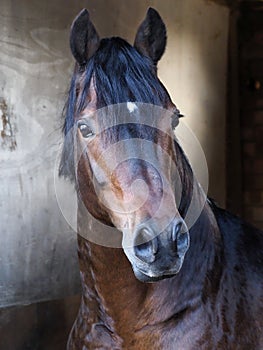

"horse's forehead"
[80, 101, 139, 118]
[85, 77, 97, 107]
[78, 77, 97, 117]
[78, 73, 178, 127]
[127, 102, 138, 113]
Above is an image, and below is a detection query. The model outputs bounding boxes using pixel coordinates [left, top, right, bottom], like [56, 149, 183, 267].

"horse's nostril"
[134, 227, 158, 264]
[171, 220, 190, 255]
[172, 221, 183, 242]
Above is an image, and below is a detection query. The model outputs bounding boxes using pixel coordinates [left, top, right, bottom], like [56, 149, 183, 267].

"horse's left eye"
[171, 114, 179, 129]
[78, 123, 94, 138]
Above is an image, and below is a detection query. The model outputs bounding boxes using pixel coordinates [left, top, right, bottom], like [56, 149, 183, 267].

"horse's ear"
[70, 9, 100, 66]
[134, 8, 167, 65]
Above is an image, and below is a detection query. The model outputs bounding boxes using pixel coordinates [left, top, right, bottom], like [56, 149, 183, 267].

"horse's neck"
[77, 236, 148, 337]
[76, 202, 221, 334]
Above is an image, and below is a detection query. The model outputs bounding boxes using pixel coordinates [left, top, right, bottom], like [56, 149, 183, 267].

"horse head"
[60, 8, 192, 282]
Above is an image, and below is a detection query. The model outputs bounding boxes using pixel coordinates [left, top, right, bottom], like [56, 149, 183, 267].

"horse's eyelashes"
[78, 123, 94, 138]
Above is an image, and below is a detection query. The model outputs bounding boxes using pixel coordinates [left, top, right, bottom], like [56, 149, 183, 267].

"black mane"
[63, 37, 170, 136]
[60, 37, 172, 181]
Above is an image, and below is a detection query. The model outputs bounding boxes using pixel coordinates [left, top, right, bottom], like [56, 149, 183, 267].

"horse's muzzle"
[123, 219, 190, 282]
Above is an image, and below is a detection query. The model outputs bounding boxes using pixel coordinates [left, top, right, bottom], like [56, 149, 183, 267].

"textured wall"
[0, 0, 229, 307]
[0, 0, 83, 307]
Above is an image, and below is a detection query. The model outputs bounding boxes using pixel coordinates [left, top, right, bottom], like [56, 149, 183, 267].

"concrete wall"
[0, 0, 83, 307]
[0, 0, 229, 307]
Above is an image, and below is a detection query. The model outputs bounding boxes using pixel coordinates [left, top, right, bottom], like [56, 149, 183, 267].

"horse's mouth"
[132, 265, 180, 283]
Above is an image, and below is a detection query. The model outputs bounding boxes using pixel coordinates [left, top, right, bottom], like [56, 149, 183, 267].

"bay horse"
[60, 8, 263, 349]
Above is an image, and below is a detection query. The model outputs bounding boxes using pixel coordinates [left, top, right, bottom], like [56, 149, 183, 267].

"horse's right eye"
[78, 123, 94, 138]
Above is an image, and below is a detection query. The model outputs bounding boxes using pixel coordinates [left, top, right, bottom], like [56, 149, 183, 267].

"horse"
[59, 8, 263, 349]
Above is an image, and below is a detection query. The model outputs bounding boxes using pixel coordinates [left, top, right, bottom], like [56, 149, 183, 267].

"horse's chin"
[132, 265, 182, 283]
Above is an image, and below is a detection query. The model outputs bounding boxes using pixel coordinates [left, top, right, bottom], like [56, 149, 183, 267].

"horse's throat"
[77, 235, 147, 334]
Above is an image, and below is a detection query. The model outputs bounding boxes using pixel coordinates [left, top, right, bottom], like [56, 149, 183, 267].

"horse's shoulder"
[209, 201, 262, 262]
[212, 204, 263, 303]
[207, 201, 262, 288]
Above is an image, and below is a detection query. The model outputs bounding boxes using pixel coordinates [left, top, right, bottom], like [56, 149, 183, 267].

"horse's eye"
[171, 114, 179, 129]
[78, 123, 94, 138]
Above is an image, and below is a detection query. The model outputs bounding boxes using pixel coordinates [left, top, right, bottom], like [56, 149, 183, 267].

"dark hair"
[60, 37, 171, 180]
[63, 37, 170, 134]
